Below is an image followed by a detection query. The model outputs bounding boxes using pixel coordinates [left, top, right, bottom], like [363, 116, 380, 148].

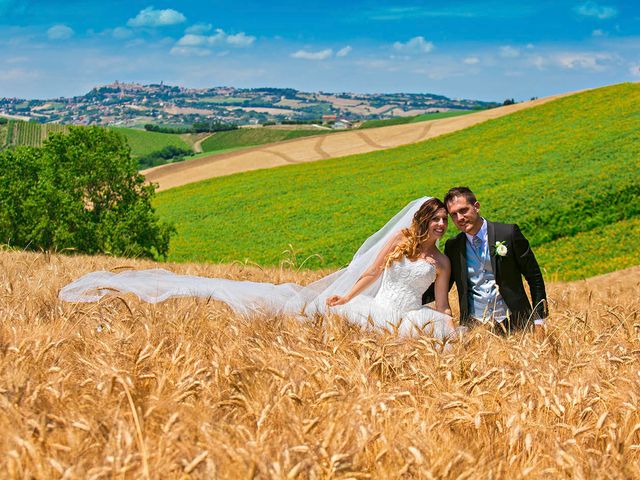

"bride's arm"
[434, 255, 453, 316]
[326, 231, 403, 307]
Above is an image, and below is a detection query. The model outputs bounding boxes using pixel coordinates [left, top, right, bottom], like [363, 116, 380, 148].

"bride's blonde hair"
[385, 198, 446, 266]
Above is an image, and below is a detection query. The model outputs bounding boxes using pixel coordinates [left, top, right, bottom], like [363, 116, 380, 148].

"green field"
[358, 110, 475, 129]
[109, 127, 191, 157]
[0, 120, 68, 148]
[153, 83, 640, 280]
[200, 128, 329, 153]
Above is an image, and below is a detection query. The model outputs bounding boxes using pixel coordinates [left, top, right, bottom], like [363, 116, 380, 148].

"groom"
[424, 187, 547, 333]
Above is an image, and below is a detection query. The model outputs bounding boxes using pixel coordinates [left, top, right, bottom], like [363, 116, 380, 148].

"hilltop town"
[0, 81, 498, 127]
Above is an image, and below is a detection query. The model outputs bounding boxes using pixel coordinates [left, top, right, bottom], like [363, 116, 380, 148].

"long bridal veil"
[59, 197, 432, 318]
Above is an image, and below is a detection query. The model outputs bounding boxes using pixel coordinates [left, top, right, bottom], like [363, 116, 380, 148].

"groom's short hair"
[444, 187, 477, 207]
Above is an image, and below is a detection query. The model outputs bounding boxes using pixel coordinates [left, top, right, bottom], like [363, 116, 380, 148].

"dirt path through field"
[144, 91, 578, 191]
[192, 133, 214, 153]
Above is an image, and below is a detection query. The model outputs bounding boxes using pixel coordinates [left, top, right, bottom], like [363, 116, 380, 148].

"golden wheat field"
[1, 249, 639, 479]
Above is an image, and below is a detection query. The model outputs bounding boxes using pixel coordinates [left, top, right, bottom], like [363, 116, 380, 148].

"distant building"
[333, 119, 353, 129]
[322, 114, 337, 124]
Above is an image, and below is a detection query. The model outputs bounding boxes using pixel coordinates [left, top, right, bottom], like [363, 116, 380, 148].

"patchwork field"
[1, 249, 638, 478]
[143, 91, 574, 191]
[153, 83, 640, 280]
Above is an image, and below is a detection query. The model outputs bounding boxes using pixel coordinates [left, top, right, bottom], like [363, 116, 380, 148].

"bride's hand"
[326, 295, 348, 306]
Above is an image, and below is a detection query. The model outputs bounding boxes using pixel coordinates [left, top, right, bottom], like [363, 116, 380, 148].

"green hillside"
[201, 128, 328, 153]
[109, 127, 191, 157]
[358, 110, 474, 129]
[0, 120, 68, 148]
[155, 83, 639, 279]
[0, 122, 191, 161]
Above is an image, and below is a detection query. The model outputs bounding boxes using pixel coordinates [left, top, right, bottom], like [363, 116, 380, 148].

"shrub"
[137, 145, 193, 169]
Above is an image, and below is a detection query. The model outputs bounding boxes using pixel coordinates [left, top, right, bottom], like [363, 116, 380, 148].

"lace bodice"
[374, 256, 437, 311]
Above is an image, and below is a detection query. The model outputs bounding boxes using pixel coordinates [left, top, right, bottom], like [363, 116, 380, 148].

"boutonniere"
[494, 241, 508, 257]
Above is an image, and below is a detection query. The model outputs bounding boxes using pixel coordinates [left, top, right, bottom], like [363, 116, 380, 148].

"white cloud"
[226, 32, 255, 47]
[176, 34, 207, 47]
[291, 49, 333, 60]
[629, 64, 640, 77]
[592, 29, 606, 36]
[336, 46, 352, 57]
[112, 27, 133, 39]
[127, 7, 186, 27]
[575, 2, 617, 19]
[175, 29, 255, 49]
[47, 24, 74, 40]
[500, 46, 520, 58]
[186, 23, 213, 34]
[463, 56, 480, 65]
[555, 52, 614, 70]
[393, 36, 434, 53]
[170, 46, 211, 57]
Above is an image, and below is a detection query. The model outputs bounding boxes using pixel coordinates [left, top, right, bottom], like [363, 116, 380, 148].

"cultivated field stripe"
[144, 90, 579, 191]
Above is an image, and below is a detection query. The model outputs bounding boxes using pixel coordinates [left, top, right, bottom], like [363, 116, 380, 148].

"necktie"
[473, 235, 482, 257]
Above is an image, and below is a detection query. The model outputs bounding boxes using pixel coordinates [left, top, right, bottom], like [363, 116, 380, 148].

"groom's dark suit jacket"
[423, 221, 547, 330]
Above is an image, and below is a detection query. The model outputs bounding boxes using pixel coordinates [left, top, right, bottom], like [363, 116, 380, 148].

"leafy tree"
[0, 126, 174, 258]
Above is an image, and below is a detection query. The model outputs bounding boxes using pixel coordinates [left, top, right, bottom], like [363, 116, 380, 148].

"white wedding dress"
[331, 257, 452, 337]
[59, 197, 454, 339]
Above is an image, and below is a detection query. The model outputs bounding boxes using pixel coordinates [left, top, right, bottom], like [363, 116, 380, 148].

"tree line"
[144, 121, 238, 134]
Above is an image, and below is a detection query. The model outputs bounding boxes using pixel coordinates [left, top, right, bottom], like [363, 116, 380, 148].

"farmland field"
[1, 249, 639, 477]
[358, 110, 475, 129]
[110, 127, 192, 158]
[154, 83, 640, 280]
[144, 92, 570, 191]
[200, 128, 329, 153]
[0, 121, 69, 148]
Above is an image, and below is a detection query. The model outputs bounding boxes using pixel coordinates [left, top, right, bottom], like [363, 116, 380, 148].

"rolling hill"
[200, 127, 329, 154]
[143, 92, 574, 191]
[109, 127, 191, 158]
[152, 83, 640, 280]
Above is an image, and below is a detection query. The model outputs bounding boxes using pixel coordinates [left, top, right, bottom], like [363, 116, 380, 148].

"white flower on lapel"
[494, 241, 508, 257]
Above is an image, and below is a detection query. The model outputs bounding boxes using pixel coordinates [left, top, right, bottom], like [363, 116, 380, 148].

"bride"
[59, 197, 459, 339]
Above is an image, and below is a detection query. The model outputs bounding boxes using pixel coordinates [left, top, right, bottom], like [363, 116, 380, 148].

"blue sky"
[0, 1, 638, 101]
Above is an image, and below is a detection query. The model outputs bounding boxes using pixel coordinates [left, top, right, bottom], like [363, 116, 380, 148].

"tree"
[0, 126, 174, 258]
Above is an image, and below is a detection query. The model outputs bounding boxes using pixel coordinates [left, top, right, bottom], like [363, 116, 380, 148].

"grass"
[110, 127, 192, 158]
[536, 216, 640, 281]
[2, 249, 639, 477]
[200, 128, 328, 153]
[154, 83, 640, 280]
[358, 110, 475, 129]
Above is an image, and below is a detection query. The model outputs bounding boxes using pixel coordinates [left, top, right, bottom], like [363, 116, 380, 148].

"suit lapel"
[458, 233, 468, 288]
[487, 220, 498, 278]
